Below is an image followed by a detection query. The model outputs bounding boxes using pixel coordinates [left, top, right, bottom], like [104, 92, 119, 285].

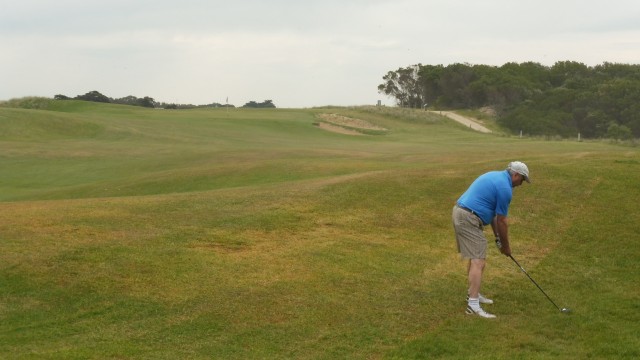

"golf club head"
[561, 307, 571, 314]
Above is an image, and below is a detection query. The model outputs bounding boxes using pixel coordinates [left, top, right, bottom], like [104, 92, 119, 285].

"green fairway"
[1, 101, 639, 359]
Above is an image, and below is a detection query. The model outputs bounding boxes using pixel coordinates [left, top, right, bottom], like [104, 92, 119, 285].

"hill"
[1, 102, 639, 358]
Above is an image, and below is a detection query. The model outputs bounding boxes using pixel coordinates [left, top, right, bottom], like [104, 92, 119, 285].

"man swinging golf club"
[452, 161, 530, 318]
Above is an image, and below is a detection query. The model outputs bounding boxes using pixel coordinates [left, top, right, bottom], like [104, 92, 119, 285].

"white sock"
[468, 297, 480, 310]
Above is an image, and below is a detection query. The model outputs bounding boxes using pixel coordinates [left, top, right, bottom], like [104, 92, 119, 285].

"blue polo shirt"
[457, 170, 512, 225]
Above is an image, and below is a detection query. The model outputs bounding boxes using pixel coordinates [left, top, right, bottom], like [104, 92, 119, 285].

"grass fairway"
[1, 101, 639, 359]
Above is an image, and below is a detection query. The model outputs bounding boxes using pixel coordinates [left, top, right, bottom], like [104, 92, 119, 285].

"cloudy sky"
[2, 0, 640, 108]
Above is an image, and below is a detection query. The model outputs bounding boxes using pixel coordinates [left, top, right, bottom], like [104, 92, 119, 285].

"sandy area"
[315, 113, 388, 135]
[317, 122, 365, 135]
[316, 111, 491, 135]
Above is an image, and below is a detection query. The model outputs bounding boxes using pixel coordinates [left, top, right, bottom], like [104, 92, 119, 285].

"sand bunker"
[315, 114, 388, 135]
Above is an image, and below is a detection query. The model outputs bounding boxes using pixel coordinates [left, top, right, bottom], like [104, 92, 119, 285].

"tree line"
[378, 62, 640, 139]
[55, 91, 162, 108]
[54, 91, 276, 109]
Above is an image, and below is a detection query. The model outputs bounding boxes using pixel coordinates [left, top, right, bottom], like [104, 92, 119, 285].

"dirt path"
[430, 111, 492, 133]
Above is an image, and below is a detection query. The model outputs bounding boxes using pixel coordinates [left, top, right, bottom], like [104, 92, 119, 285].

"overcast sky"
[2, 0, 640, 108]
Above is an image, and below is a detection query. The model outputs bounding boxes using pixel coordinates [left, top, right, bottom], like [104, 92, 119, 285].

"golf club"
[509, 255, 571, 314]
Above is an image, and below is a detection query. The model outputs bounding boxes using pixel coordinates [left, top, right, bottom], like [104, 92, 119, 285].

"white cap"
[507, 161, 530, 183]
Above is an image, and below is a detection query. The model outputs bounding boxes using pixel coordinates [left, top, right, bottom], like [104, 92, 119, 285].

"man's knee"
[470, 258, 486, 270]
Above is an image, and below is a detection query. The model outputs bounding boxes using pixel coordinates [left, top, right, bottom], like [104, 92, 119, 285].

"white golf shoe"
[466, 306, 496, 319]
[466, 293, 494, 305]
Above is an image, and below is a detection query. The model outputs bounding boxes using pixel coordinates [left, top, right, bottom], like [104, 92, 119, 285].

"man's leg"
[466, 258, 495, 318]
[468, 258, 485, 299]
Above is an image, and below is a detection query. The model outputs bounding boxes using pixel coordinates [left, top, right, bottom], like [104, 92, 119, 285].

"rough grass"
[1, 101, 639, 359]
[0, 96, 53, 110]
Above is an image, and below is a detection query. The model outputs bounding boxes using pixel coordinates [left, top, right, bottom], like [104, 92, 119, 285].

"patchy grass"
[0, 102, 639, 358]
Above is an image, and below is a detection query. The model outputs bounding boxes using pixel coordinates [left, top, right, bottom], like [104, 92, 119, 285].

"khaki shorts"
[452, 205, 487, 259]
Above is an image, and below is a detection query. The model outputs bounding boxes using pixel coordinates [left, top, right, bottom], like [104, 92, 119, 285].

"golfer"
[452, 161, 530, 318]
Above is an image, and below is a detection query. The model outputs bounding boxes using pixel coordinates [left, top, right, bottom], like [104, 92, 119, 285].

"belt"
[456, 205, 483, 223]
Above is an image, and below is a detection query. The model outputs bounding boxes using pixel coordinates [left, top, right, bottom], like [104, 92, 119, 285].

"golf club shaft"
[509, 255, 562, 311]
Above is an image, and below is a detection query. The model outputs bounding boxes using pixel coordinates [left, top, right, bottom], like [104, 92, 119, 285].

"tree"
[378, 65, 423, 108]
[438, 63, 476, 107]
[380, 61, 640, 138]
[138, 96, 156, 108]
[607, 123, 633, 140]
[75, 90, 111, 103]
[241, 100, 276, 108]
[417, 64, 444, 106]
[112, 95, 157, 108]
